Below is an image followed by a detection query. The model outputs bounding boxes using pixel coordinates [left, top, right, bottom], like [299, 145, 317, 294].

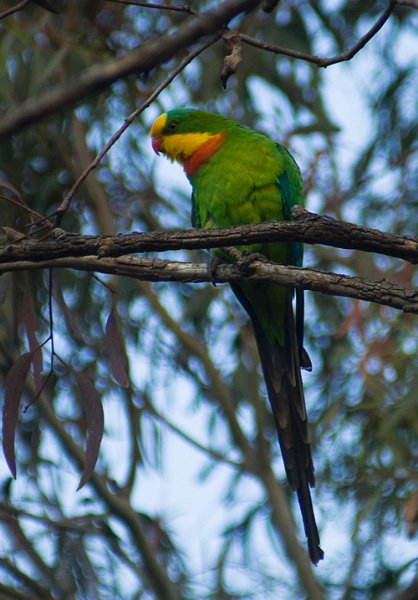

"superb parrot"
[150, 108, 323, 564]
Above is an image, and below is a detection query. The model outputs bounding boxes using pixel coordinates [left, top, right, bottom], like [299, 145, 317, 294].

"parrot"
[150, 108, 323, 565]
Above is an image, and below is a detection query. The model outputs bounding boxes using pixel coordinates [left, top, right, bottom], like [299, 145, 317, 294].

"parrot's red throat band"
[183, 132, 226, 177]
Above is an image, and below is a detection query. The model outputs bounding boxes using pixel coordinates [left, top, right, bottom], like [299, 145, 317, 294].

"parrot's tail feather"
[261, 335, 324, 564]
[231, 283, 323, 564]
[296, 469, 325, 565]
[257, 332, 324, 564]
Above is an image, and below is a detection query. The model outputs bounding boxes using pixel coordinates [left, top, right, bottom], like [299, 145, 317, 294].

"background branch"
[0, 0, 261, 138]
[239, 0, 396, 67]
[0, 0, 405, 137]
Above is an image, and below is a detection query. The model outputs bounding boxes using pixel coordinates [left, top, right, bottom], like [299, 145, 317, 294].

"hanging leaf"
[0, 273, 11, 306]
[0, 179, 23, 203]
[2, 352, 34, 478]
[0, 179, 41, 224]
[221, 30, 242, 89]
[53, 280, 86, 345]
[75, 372, 104, 490]
[20, 274, 43, 389]
[405, 491, 418, 537]
[105, 304, 130, 388]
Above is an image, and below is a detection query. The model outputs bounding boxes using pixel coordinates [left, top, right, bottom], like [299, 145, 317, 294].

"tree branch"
[0, 0, 405, 137]
[1, 255, 416, 314]
[1, 210, 416, 312]
[1, 209, 417, 263]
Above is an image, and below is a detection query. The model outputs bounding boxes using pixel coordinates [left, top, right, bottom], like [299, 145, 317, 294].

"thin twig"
[106, 0, 198, 14]
[51, 34, 220, 227]
[240, 0, 396, 67]
[145, 398, 242, 468]
[0, 0, 30, 20]
[0, 194, 50, 226]
[33, 388, 181, 600]
[0, 502, 103, 534]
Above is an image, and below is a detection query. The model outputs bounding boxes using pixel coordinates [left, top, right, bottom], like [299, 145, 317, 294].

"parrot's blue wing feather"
[277, 170, 311, 370]
[277, 170, 303, 267]
[191, 192, 201, 228]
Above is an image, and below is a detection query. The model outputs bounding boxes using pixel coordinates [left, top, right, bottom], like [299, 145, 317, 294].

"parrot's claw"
[207, 252, 223, 286]
[236, 250, 268, 273]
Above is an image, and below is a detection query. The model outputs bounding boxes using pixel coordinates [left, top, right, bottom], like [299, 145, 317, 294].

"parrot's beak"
[150, 113, 167, 155]
[151, 136, 163, 154]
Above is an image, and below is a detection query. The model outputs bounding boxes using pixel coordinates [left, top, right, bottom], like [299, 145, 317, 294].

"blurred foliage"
[0, 0, 417, 598]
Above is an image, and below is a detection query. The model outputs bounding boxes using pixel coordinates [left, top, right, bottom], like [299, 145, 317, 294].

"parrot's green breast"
[190, 126, 300, 263]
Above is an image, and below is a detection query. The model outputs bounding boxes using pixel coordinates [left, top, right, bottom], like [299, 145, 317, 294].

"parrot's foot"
[236, 250, 268, 273]
[207, 252, 223, 286]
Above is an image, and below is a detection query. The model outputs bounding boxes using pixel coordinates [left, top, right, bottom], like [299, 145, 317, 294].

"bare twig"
[0, 502, 102, 534]
[240, 0, 396, 67]
[0, 561, 53, 600]
[0, 0, 30, 20]
[106, 0, 198, 14]
[144, 397, 241, 467]
[0, 180, 53, 227]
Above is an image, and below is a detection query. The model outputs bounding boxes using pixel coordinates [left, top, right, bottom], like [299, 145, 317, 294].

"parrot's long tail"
[232, 284, 324, 565]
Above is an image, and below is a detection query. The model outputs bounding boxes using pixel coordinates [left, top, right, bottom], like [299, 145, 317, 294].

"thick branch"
[1, 255, 416, 314]
[1, 209, 417, 263]
[0, 0, 261, 138]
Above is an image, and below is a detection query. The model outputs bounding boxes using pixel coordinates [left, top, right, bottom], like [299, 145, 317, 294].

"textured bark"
[1, 209, 417, 263]
[1, 255, 416, 314]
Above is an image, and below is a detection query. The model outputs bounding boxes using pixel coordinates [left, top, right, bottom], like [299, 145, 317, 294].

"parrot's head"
[150, 108, 229, 176]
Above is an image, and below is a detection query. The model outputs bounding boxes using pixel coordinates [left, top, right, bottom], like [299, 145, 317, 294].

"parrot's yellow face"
[150, 112, 221, 165]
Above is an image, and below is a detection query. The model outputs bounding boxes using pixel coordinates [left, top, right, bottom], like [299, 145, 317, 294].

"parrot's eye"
[168, 122, 178, 132]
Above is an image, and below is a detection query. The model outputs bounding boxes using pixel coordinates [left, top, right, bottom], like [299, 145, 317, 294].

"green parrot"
[151, 108, 323, 564]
